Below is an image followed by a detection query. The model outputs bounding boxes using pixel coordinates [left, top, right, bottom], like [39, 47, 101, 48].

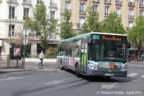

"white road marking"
[38, 68, 59, 72]
[0, 76, 28, 82]
[101, 83, 119, 90]
[141, 75, 144, 78]
[127, 73, 138, 77]
[45, 78, 73, 85]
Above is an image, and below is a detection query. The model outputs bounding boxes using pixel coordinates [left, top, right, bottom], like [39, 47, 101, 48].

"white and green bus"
[57, 32, 128, 77]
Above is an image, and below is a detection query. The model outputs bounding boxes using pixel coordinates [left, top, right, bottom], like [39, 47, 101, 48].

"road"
[0, 64, 144, 96]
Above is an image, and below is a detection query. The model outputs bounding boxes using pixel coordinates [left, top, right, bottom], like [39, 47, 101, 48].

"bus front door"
[80, 44, 87, 74]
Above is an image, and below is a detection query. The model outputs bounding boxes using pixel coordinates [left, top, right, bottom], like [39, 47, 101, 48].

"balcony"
[139, 3, 144, 8]
[79, 11, 86, 15]
[23, 16, 30, 20]
[7, 0, 18, 5]
[115, 1, 122, 6]
[104, 0, 111, 4]
[79, 0, 87, 2]
[92, 0, 100, 3]
[77, 23, 82, 29]
[49, 3, 57, 10]
[128, 2, 135, 7]
[22, 0, 32, 6]
[128, 15, 134, 20]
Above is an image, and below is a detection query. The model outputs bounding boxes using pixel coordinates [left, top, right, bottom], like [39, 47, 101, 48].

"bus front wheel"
[59, 61, 64, 70]
[75, 64, 80, 77]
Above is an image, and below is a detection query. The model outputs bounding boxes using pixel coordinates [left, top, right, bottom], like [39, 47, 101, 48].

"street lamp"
[23, 28, 29, 68]
[7, 0, 12, 68]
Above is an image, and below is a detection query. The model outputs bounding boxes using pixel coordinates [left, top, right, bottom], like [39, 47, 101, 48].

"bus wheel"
[59, 64, 64, 70]
[59, 62, 64, 70]
[105, 76, 111, 79]
[75, 65, 80, 77]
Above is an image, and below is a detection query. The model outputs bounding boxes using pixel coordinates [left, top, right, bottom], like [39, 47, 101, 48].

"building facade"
[61, 0, 144, 31]
[0, 0, 61, 59]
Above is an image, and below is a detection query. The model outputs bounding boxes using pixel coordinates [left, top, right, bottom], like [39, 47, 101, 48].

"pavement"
[0, 58, 144, 73]
[0, 58, 57, 73]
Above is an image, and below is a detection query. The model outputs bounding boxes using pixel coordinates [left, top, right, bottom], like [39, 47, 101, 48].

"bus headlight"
[88, 61, 98, 70]
[120, 64, 127, 71]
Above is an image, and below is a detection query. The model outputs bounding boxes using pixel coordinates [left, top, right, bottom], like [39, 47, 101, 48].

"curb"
[0, 68, 33, 74]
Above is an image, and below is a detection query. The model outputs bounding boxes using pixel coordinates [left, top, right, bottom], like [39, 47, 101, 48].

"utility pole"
[7, 0, 12, 68]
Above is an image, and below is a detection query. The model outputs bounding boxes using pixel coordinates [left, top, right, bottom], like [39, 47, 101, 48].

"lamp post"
[7, 0, 12, 68]
[23, 28, 29, 69]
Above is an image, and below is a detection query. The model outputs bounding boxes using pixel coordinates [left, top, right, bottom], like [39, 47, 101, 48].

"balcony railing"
[128, 15, 134, 19]
[128, 2, 135, 7]
[79, 10, 86, 15]
[115, 1, 122, 6]
[139, 3, 144, 8]
[7, 0, 18, 4]
[23, 0, 31, 4]
[104, 0, 111, 4]
[92, 0, 99, 3]
[79, 0, 87, 2]
[23, 16, 30, 20]
[49, 3, 57, 9]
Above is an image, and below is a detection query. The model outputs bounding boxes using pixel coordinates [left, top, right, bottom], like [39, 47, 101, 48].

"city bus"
[57, 32, 128, 77]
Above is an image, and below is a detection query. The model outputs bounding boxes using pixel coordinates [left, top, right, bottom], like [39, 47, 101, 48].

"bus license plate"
[104, 73, 114, 76]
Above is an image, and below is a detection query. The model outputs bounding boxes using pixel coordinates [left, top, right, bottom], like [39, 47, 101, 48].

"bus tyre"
[75, 65, 80, 77]
[59, 64, 64, 70]
[105, 76, 111, 79]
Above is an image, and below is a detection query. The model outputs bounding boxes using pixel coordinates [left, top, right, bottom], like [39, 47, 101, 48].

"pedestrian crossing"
[127, 73, 138, 77]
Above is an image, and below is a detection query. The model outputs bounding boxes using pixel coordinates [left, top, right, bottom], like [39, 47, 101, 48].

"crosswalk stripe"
[127, 73, 138, 77]
[101, 83, 119, 90]
[141, 75, 144, 78]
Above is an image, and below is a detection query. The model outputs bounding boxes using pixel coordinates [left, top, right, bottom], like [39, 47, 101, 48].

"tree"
[102, 12, 126, 34]
[81, 7, 102, 34]
[128, 16, 144, 60]
[24, 1, 57, 52]
[60, 10, 76, 39]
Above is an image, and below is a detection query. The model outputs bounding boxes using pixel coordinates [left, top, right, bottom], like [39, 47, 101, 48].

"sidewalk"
[128, 61, 144, 67]
[0, 58, 57, 73]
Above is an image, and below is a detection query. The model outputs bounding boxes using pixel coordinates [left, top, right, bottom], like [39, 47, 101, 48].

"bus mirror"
[88, 38, 93, 45]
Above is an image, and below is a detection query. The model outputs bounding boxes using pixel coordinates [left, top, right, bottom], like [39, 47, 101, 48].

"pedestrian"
[39, 51, 44, 66]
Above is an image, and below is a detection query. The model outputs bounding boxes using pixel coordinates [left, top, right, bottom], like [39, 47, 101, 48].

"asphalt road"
[0, 65, 144, 96]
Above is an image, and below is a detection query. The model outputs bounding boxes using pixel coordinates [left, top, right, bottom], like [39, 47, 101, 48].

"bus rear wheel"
[75, 65, 80, 77]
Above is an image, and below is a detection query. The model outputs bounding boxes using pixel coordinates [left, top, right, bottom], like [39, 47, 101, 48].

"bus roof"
[58, 32, 127, 44]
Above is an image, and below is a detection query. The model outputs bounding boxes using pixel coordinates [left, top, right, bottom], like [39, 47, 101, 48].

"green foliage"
[60, 10, 76, 39]
[128, 16, 144, 58]
[24, 1, 57, 51]
[102, 12, 126, 34]
[81, 7, 102, 34]
[46, 47, 58, 57]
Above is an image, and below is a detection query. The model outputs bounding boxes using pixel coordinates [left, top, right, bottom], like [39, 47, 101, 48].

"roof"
[58, 32, 127, 44]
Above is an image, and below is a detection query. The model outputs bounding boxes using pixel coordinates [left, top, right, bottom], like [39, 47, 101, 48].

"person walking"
[39, 51, 44, 66]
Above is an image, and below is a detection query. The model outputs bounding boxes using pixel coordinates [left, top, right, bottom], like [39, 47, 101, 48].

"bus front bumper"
[86, 70, 127, 77]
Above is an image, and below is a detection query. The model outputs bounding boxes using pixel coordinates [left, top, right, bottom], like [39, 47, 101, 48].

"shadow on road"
[63, 69, 132, 83]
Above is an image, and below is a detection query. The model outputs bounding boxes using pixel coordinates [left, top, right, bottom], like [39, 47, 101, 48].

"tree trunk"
[137, 47, 141, 62]
[16, 59, 18, 68]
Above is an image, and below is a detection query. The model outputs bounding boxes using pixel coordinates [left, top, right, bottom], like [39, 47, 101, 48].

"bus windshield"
[88, 38, 127, 62]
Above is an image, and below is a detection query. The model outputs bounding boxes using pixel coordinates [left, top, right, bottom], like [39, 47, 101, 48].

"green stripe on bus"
[81, 54, 86, 66]
[58, 34, 90, 44]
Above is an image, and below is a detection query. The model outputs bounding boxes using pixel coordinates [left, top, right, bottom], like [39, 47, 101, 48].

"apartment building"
[61, 0, 144, 31]
[0, 0, 61, 59]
